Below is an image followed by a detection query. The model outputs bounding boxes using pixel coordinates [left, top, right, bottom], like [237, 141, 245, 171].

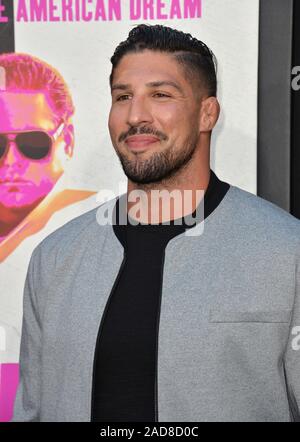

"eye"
[153, 92, 171, 99]
[116, 94, 131, 102]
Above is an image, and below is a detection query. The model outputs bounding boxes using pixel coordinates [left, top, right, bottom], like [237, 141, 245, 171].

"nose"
[126, 96, 153, 127]
[1, 141, 25, 167]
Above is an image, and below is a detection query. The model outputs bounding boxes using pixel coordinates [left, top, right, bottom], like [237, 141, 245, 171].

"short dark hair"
[110, 24, 217, 97]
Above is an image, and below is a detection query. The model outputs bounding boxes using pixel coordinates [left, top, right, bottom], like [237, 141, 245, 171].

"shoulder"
[31, 196, 117, 265]
[24, 196, 119, 320]
[224, 185, 300, 255]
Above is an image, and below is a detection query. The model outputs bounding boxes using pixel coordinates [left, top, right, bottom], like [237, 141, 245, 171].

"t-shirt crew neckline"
[113, 169, 230, 241]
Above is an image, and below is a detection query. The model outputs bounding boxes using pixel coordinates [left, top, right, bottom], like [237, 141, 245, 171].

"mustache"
[118, 126, 168, 143]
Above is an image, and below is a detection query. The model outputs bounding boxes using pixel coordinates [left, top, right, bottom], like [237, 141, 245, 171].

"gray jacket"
[13, 185, 300, 421]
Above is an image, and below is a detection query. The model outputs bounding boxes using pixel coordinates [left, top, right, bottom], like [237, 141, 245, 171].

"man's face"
[0, 91, 71, 209]
[109, 50, 203, 184]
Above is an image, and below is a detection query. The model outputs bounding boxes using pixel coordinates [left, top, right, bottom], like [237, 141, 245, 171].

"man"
[13, 25, 300, 422]
[0, 53, 97, 421]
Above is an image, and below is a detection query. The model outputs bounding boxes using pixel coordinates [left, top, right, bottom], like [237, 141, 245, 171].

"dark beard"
[116, 139, 198, 185]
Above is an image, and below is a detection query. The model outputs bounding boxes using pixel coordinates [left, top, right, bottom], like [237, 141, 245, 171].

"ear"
[63, 123, 74, 158]
[199, 97, 220, 133]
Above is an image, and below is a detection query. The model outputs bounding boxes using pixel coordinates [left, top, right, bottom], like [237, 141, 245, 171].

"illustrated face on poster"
[0, 54, 76, 243]
[0, 91, 71, 206]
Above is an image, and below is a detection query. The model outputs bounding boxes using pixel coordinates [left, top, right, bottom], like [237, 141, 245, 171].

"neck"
[127, 145, 210, 224]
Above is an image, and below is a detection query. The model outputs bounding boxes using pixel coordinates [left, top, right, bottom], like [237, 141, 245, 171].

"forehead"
[0, 90, 57, 132]
[112, 50, 189, 87]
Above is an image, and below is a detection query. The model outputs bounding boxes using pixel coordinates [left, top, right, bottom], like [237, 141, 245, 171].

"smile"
[125, 135, 160, 151]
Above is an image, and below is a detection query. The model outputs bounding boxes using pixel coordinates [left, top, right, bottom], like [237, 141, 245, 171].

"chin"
[1, 193, 45, 210]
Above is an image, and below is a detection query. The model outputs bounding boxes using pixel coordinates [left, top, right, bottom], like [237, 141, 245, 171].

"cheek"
[108, 107, 124, 137]
[26, 160, 62, 185]
[154, 103, 191, 131]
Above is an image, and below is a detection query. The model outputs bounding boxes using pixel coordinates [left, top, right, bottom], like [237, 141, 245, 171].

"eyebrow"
[111, 83, 130, 92]
[146, 81, 183, 93]
[111, 80, 183, 93]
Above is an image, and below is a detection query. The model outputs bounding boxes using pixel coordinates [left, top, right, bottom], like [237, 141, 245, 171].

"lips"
[125, 135, 160, 150]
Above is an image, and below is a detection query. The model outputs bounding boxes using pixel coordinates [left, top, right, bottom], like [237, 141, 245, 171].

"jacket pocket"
[209, 309, 292, 323]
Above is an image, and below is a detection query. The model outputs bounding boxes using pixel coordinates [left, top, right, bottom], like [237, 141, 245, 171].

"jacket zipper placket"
[154, 249, 166, 422]
[90, 250, 127, 421]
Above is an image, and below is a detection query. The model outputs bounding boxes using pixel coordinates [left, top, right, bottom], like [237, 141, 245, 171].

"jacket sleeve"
[283, 259, 300, 422]
[11, 248, 42, 422]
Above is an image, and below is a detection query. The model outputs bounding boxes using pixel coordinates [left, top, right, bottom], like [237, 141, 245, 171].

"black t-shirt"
[91, 170, 230, 422]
